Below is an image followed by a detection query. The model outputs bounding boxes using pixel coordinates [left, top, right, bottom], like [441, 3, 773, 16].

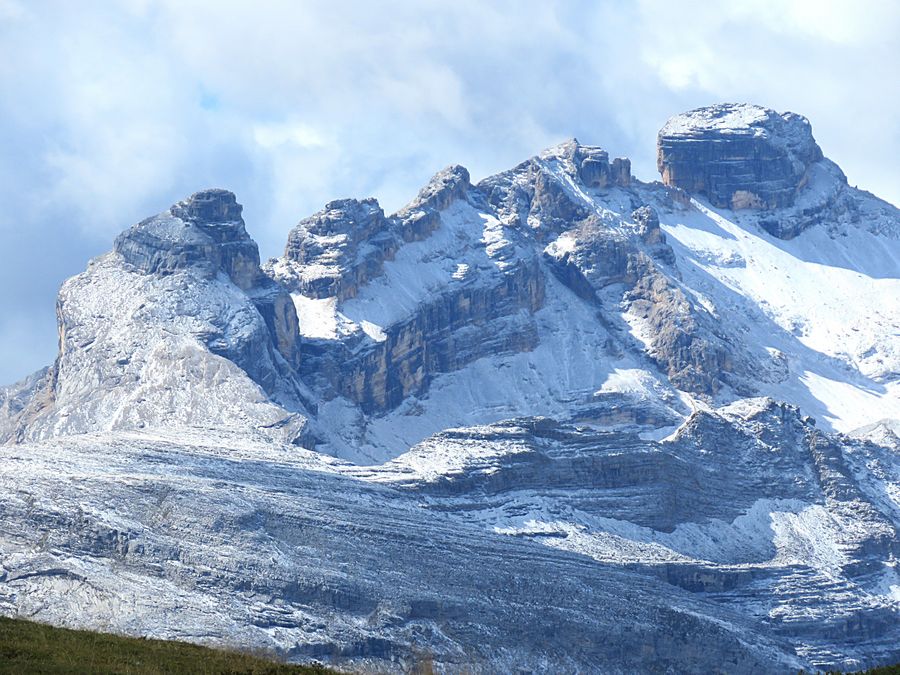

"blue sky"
[0, 0, 898, 385]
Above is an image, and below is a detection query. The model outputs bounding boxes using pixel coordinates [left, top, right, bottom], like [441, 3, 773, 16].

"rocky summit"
[657, 103, 824, 213]
[1, 104, 899, 673]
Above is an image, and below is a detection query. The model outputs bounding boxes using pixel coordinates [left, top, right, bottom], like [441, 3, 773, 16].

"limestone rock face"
[480, 139, 745, 396]
[272, 167, 545, 418]
[113, 189, 301, 367]
[371, 400, 900, 671]
[2, 191, 310, 445]
[632, 205, 662, 244]
[303, 256, 545, 414]
[396, 165, 471, 225]
[572, 143, 632, 189]
[278, 198, 396, 301]
[1, 422, 817, 674]
[542, 216, 736, 394]
[657, 104, 824, 213]
[273, 166, 473, 305]
[115, 189, 262, 290]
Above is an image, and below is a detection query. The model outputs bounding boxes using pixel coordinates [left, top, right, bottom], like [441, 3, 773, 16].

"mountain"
[0, 103, 898, 673]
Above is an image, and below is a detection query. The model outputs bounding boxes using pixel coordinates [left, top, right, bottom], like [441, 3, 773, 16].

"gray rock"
[573, 143, 632, 189]
[3, 400, 895, 671]
[478, 141, 745, 396]
[1, 192, 311, 446]
[576, 146, 611, 187]
[632, 205, 662, 243]
[115, 189, 262, 290]
[301, 257, 545, 414]
[272, 167, 473, 304]
[611, 156, 632, 187]
[657, 103, 824, 214]
[112, 189, 301, 368]
[407, 164, 470, 211]
[269, 164, 549, 416]
[276, 198, 397, 301]
[395, 164, 471, 239]
[543, 214, 736, 395]
[368, 399, 900, 670]
[0, 426, 810, 674]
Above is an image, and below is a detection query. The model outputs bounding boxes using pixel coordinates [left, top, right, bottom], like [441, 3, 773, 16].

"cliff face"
[300, 256, 545, 414]
[114, 188, 302, 366]
[267, 166, 546, 416]
[7, 104, 894, 451]
[1, 190, 311, 446]
[115, 188, 261, 289]
[276, 197, 398, 301]
[262, 137, 741, 425]
[657, 104, 826, 231]
[481, 140, 749, 396]
[2, 397, 897, 673]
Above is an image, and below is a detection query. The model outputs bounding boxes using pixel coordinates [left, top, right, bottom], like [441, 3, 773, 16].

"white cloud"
[0, 0, 24, 21]
[253, 122, 329, 150]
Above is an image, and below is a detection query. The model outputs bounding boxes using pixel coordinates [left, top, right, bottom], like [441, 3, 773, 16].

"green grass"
[0, 616, 334, 674]
[802, 666, 900, 675]
[842, 667, 900, 675]
[3, 614, 898, 675]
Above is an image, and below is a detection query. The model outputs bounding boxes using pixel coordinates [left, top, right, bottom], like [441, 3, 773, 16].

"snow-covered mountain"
[1, 103, 898, 673]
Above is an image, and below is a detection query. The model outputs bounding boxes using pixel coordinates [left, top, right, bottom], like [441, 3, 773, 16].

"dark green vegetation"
[805, 667, 900, 675]
[847, 666, 900, 675]
[2, 613, 897, 675]
[0, 616, 334, 674]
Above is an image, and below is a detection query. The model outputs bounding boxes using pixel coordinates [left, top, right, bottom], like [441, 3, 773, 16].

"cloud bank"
[0, 0, 897, 384]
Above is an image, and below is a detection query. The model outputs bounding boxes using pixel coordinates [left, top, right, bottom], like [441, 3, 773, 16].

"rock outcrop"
[1, 190, 311, 446]
[115, 189, 261, 290]
[365, 398, 900, 670]
[0, 426, 812, 674]
[269, 166, 546, 416]
[271, 166, 472, 303]
[115, 189, 301, 365]
[301, 258, 544, 414]
[573, 144, 632, 188]
[481, 140, 749, 396]
[657, 103, 824, 214]
[275, 197, 397, 301]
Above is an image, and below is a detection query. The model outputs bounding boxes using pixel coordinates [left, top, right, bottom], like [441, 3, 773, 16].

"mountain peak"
[398, 164, 471, 216]
[657, 103, 823, 211]
[536, 138, 632, 190]
[171, 188, 243, 224]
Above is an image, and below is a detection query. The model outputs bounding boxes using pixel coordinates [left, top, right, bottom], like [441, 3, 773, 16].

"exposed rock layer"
[657, 104, 824, 218]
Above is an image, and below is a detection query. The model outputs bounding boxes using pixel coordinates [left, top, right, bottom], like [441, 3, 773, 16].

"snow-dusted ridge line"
[0, 103, 899, 672]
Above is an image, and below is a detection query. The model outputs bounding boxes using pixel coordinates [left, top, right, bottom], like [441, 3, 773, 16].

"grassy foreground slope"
[0, 616, 334, 674]
[3, 613, 899, 674]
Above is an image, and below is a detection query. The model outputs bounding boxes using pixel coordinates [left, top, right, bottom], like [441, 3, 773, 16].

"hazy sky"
[0, 0, 898, 385]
